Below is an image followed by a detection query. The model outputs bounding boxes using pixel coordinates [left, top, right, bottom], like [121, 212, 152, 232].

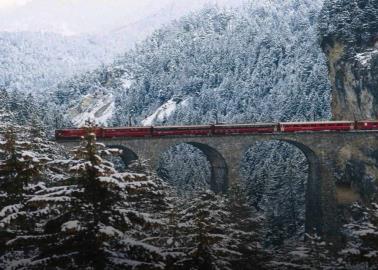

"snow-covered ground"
[68, 92, 115, 127]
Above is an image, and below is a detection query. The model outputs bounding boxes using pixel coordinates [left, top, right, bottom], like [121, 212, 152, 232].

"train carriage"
[279, 121, 354, 132]
[103, 127, 152, 138]
[213, 123, 277, 135]
[355, 120, 378, 130]
[55, 128, 101, 140]
[152, 125, 212, 136]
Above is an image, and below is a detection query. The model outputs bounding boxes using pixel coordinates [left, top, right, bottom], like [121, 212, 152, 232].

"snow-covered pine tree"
[126, 159, 171, 214]
[172, 191, 250, 270]
[114, 159, 178, 269]
[224, 183, 269, 269]
[159, 194, 186, 270]
[0, 126, 50, 265]
[268, 233, 335, 270]
[0, 89, 15, 131]
[0, 126, 49, 213]
[340, 198, 378, 268]
[3, 122, 169, 269]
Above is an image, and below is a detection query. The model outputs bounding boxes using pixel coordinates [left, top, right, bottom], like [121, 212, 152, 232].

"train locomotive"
[55, 120, 378, 140]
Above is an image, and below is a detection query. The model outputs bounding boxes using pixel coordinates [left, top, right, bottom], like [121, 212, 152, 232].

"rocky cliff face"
[319, 0, 378, 120]
[319, 0, 378, 201]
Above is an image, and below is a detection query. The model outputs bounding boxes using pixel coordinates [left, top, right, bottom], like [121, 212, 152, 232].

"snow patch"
[142, 99, 177, 126]
[340, 248, 360, 256]
[68, 91, 115, 127]
[99, 225, 123, 237]
[0, 204, 23, 218]
[356, 49, 378, 67]
[142, 98, 189, 126]
[121, 78, 134, 89]
[61, 220, 81, 232]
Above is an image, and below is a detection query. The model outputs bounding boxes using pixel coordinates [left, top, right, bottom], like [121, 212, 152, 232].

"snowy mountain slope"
[113, 0, 331, 126]
[49, 0, 331, 128]
[0, 32, 115, 94]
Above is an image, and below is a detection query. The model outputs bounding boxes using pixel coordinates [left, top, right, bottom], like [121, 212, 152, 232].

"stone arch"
[280, 139, 323, 235]
[159, 142, 228, 193]
[106, 145, 139, 167]
[242, 138, 323, 235]
[187, 142, 229, 193]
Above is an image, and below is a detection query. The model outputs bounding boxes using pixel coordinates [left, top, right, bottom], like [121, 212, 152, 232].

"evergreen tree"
[225, 183, 268, 269]
[269, 233, 335, 270]
[0, 89, 15, 130]
[170, 190, 268, 270]
[0, 126, 50, 265]
[340, 198, 378, 269]
[2, 123, 169, 269]
[0, 127, 48, 209]
[177, 191, 230, 270]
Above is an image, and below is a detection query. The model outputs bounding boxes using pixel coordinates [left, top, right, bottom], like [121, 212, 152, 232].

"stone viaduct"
[60, 131, 378, 241]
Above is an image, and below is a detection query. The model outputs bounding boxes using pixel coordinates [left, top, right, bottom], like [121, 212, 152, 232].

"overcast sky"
[0, 0, 244, 35]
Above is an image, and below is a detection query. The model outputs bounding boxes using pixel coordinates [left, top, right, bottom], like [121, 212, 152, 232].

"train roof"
[280, 121, 354, 125]
[214, 123, 277, 127]
[104, 126, 151, 129]
[152, 125, 212, 129]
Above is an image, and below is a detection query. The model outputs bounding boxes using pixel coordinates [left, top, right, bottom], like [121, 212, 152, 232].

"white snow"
[141, 99, 178, 126]
[98, 176, 125, 189]
[356, 49, 378, 67]
[354, 228, 376, 236]
[61, 220, 81, 232]
[68, 91, 115, 127]
[122, 237, 162, 253]
[0, 211, 26, 227]
[364, 251, 378, 258]
[270, 261, 311, 269]
[340, 248, 360, 255]
[289, 247, 309, 258]
[121, 78, 134, 89]
[21, 150, 40, 162]
[0, 204, 23, 217]
[99, 225, 123, 237]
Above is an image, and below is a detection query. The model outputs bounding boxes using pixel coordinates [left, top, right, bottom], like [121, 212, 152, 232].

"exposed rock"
[319, 0, 378, 120]
[319, 0, 378, 202]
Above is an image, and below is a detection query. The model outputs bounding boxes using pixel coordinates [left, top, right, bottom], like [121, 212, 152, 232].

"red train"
[55, 120, 378, 140]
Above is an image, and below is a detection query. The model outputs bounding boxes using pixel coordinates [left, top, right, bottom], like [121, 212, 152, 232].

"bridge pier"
[316, 152, 340, 243]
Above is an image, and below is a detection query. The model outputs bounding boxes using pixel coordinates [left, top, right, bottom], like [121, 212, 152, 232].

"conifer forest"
[0, 0, 377, 269]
